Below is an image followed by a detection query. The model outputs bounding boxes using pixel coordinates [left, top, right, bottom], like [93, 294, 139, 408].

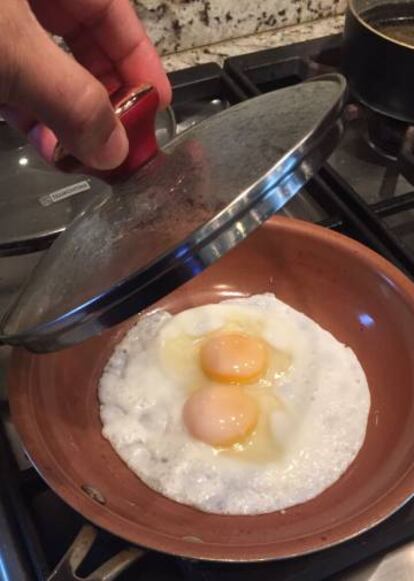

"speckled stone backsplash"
[133, 0, 346, 54]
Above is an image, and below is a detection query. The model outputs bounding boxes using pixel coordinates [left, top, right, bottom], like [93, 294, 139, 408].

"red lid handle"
[53, 85, 159, 182]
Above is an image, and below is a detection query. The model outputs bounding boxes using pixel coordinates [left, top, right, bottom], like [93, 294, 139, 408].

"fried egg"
[99, 293, 370, 515]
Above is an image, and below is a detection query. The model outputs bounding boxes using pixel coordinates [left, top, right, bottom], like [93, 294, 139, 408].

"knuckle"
[68, 82, 113, 141]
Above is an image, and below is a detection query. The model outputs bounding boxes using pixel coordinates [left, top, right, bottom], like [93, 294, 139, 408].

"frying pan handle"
[48, 524, 146, 580]
[53, 85, 159, 182]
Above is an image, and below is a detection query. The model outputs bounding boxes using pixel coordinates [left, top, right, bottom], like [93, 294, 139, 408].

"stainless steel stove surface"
[2, 36, 414, 581]
[225, 35, 414, 276]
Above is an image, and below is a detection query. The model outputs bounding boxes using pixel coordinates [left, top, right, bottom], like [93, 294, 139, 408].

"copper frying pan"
[8, 216, 414, 562]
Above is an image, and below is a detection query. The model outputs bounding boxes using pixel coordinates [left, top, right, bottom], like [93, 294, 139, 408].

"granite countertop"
[162, 15, 344, 72]
[135, 1, 345, 55]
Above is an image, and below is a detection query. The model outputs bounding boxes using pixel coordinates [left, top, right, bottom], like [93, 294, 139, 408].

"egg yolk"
[199, 333, 268, 384]
[183, 385, 259, 447]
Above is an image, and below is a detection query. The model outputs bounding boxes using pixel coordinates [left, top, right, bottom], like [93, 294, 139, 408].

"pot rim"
[347, 0, 414, 51]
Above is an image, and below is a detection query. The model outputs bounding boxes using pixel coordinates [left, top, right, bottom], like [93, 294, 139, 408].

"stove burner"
[399, 126, 414, 186]
[360, 110, 414, 185]
[364, 110, 410, 161]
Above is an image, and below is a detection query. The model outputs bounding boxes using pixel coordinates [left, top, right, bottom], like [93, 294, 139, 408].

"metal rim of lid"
[0, 74, 348, 352]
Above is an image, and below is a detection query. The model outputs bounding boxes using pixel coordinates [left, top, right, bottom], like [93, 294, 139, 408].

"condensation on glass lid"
[1, 75, 347, 349]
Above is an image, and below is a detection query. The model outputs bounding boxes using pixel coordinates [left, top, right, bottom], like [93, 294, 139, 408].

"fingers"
[30, 0, 172, 107]
[9, 19, 129, 170]
[0, 105, 59, 162]
[79, 0, 171, 107]
[2, 0, 170, 169]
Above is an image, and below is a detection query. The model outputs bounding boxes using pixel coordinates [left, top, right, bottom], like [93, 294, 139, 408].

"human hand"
[0, 0, 171, 170]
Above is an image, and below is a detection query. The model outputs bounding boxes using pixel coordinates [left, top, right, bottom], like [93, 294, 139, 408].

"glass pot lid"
[0, 74, 347, 352]
[0, 108, 175, 255]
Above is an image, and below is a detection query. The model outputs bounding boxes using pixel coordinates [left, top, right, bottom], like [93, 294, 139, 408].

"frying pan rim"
[8, 215, 414, 562]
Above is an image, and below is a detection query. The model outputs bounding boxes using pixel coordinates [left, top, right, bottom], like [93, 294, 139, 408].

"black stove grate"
[224, 34, 414, 276]
[313, 166, 414, 276]
[168, 62, 246, 106]
[224, 34, 342, 95]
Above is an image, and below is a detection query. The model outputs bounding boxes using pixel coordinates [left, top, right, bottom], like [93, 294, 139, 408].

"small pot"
[343, 0, 414, 123]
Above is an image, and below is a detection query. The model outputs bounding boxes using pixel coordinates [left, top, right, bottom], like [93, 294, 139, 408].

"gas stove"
[2, 33, 414, 581]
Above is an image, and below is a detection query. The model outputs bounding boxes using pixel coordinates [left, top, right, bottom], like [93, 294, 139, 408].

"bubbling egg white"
[99, 293, 370, 515]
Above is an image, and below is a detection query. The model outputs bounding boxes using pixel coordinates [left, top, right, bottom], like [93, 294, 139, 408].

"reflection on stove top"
[329, 116, 412, 205]
[174, 97, 230, 135]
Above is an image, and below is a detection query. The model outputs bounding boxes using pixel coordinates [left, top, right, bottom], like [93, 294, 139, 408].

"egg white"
[99, 293, 370, 515]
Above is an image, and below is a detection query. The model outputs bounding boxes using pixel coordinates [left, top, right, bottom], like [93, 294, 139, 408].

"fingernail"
[88, 122, 129, 170]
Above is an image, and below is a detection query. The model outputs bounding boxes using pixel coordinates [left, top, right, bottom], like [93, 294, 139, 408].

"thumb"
[8, 17, 128, 170]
